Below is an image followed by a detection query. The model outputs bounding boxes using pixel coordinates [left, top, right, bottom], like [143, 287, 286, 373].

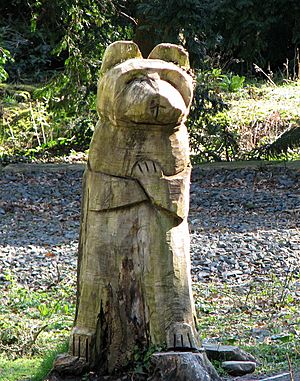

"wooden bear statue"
[69, 41, 201, 374]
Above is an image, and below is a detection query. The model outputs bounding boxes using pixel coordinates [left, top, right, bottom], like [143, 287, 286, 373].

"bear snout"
[115, 77, 187, 125]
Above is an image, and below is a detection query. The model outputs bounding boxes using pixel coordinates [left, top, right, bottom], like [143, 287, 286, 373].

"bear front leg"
[132, 159, 168, 207]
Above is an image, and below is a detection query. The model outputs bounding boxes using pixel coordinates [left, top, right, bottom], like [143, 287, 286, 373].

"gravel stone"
[190, 166, 300, 285]
[0, 164, 299, 290]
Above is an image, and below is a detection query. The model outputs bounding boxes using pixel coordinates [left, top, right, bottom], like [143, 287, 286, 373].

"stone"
[53, 354, 88, 376]
[203, 343, 257, 363]
[149, 352, 221, 381]
[62, 40, 203, 376]
[221, 360, 256, 376]
[251, 328, 271, 342]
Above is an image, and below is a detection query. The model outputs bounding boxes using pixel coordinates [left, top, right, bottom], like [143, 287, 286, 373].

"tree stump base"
[52, 354, 88, 376]
[149, 351, 221, 381]
[46, 351, 220, 381]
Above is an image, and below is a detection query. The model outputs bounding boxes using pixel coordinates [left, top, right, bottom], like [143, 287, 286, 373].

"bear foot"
[166, 322, 201, 351]
[69, 327, 94, 363]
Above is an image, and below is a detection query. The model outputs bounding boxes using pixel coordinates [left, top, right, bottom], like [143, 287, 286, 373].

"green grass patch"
[0, 273, 76, 380]
[194, 272, 300, 374]
[226, 81, 300, 159]
[31, 342, 69, 381]
[0, 357, 42, 381]
[2, 267, 300, 378]
[0, 343, 69, 381]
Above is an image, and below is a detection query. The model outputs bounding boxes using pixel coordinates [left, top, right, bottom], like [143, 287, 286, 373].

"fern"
[251, 126, 300, 159]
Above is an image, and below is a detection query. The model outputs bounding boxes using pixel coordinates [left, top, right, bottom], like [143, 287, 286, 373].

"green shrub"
[0, 47, 14, 83]
[188, 69, 242, 162]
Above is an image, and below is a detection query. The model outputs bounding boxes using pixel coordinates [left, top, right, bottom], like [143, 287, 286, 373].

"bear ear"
[100, 41, 142, 75]
[148, 43, 190, 70]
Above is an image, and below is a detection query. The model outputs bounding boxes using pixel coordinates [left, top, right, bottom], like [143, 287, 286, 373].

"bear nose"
[118, 77, 187, 125]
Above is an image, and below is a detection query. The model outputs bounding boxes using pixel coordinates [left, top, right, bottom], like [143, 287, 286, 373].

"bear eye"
[125, 79, 135, 86]
[126, 74, 146, 85]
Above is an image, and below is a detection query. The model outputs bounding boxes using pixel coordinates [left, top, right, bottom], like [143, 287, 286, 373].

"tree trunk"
[54, 41, 217, 379]
[133, 22, 158, 57]
[149, 352, 221, 381]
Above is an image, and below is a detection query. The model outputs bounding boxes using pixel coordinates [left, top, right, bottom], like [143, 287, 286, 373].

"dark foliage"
[134, 0, 207, 65]
[0, 0, 299, 160]
[205, 0, 300, 72]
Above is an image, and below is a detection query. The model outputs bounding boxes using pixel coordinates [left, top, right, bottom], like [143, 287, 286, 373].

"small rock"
[203, 344, 257, 363]
[53, 353, 88, 376]
[221, 360, 256, 376]
[197, 271, 211, 280]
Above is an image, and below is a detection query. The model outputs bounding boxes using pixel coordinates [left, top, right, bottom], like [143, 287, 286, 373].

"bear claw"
[166, 322, 201, 351]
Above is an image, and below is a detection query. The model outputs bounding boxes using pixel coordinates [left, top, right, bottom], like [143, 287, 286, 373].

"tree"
[113, 0, 207, 66]
[205, 0, 300, 71]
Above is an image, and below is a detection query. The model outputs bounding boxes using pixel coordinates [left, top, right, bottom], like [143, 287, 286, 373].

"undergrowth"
[1, 77, 299, 165]
[31, 342, 69, 381]
[227, 81, 300, 161]
[1, 267, 299, 379]
[194, 270, 300, 374]
[0, 272, 75, 381]
[0, 83, 95, 162]
[189, 74, 300, 163]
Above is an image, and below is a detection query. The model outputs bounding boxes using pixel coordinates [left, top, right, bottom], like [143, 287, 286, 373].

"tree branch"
[119, 11, 137, 25]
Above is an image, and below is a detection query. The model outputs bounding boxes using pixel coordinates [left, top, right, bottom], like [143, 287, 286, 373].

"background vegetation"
[0, 0, 299, 163]
[0, 1, 300, 379]
[2, 270, 299, 380]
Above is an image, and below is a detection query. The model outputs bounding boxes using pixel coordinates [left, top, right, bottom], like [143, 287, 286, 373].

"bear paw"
[132, 159, 162, 179]
[166, 322, 201, 351]
[69, 327, 94, 363]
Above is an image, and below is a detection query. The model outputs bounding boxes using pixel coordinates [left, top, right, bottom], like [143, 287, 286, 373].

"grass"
[225, 80, 300, 157]
[194, 271, 300, 375]
[1, 268, 299, 380]
[0, 273, 76, 381]
[0, 357, 42, 381]
[0, 343, 69, 381]
[30, 342, 69, 381]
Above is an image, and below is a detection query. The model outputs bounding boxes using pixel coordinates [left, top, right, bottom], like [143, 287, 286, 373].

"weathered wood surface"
[67, 41, 201, 374]
[149, 352, 221, 381]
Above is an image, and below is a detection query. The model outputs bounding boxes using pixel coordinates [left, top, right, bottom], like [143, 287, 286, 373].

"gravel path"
[0, 163, 299, 288]
[190, 166, 300, 284]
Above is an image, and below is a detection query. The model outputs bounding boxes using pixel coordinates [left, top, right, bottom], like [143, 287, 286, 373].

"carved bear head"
[97, 41, 193, 127]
